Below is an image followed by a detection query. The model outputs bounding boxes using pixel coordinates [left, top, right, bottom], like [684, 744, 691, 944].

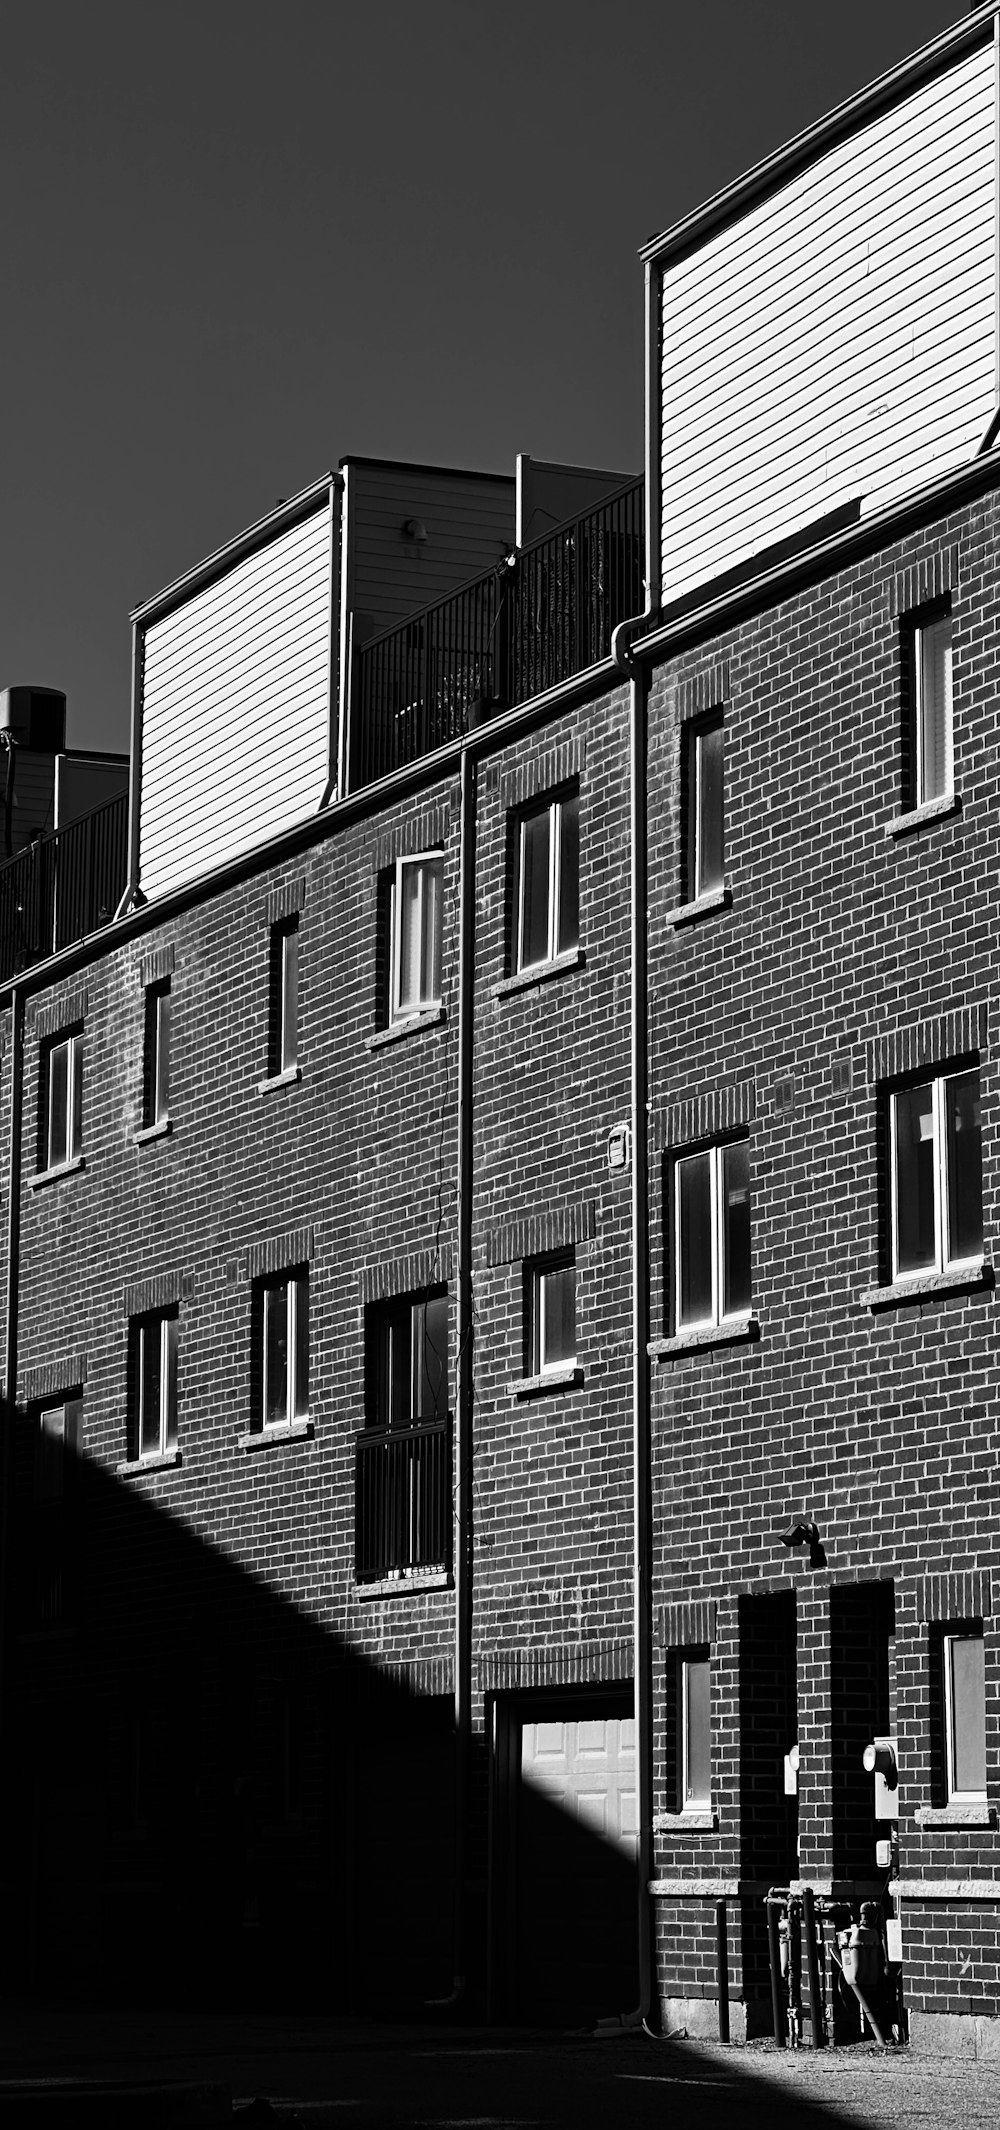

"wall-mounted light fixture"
[402, 517, 428, 543]
[778, 1517, 826, 1568]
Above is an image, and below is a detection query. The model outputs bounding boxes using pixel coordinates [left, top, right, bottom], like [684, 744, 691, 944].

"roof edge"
[640, 6, 997, 269]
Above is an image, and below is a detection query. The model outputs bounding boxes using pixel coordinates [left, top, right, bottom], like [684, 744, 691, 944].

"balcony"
[355, 1414, 452, 1586]
[350, 477, 643, 788]
[0, 790, 129, 985]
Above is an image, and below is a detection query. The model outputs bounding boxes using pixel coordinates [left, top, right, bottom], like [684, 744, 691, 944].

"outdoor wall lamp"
[778, 1518, 826, 1567]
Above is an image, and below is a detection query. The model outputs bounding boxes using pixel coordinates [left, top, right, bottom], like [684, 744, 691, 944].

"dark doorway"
[738, 1590, 798, 2033]
[830, 1581, 894, 1881]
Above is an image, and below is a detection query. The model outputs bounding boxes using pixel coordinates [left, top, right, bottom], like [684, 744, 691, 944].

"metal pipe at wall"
[0, 984, 25, 1788]
[450, 740, 477, 2007]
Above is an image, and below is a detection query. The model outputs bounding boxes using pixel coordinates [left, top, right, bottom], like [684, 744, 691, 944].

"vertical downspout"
[452, 739, 477, 2004]
[0, 982, 26, 1778]
[116, 620, 143, 917]
[614, 248, 661, 2028]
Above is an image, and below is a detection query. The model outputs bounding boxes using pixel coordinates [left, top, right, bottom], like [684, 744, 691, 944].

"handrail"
[355, 1410, 452, 1583]
[351, 477, 644, 787]
[0, 790, 128, 984]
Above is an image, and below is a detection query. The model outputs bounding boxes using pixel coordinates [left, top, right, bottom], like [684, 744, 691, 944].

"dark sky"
[2, 0, 959, 754]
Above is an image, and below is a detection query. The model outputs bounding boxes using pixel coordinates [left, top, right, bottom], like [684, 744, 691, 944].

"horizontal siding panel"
[349, 465, 514, 639]
[139, 505, 332, 899]
[659, 42, 997, 603]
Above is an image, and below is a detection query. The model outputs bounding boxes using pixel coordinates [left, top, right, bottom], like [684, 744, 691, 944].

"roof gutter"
[640, 4, 997, 269]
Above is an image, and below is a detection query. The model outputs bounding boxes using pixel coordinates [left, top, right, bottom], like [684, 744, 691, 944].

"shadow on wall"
[1, 1419, 636, 2027]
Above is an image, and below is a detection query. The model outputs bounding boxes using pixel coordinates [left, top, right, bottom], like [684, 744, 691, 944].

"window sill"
[236, 1418, 314, 1451]
[134, 1118, 172, 1145]
[861, 1262, 992, 1311]
[664, 884, 732, 929]
[915, 1803, 996, 1829]
[257, 1065, 302, 1094]
[494, 947, 585, 999]
[649, 1316, 758, 1358]
[366, 1006, 446, 1051]
[30, 1154, 85, 1190]
[653, 1810, 718, 1833]
[116, 1449, 182, 1476]
[511, 1363, 583, 1398]
[355, 1566, 451, 1600]
[886, 790, 961, 839]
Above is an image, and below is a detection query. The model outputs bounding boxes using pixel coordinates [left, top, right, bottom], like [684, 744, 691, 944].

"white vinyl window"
[679, 1651, 711, 1811]
[45, 1031, 84, 1171]
[674, 1139, 751, 1330]
[260, 1270, 309, 1429]
[527, 1253, 577, 1376]
[944, 1631, 987, 1806]
[390, 854, 443, 1022]
[371, 1289, 449, 1429]
[890, 1069, 982, 1281]
[686, 713, 724, 901]
[912, 609, 953, 808]
[143, 980, 171, 1127]
[270, 918, 299, 1076]
[133, 1314, 178, 1461]
[515, 792, 579, 973]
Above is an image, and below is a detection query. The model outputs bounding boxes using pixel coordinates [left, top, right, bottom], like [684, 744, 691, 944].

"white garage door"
[521, 1716, 637, 1854]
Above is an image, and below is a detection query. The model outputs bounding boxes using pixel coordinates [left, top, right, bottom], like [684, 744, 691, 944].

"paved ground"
[4, 2007, 1000, 2129]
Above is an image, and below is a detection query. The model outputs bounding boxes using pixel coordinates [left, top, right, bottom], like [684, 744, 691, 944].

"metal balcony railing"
[355, 1413, 452, 1585]
[0, 789, 128, 985]
[350, 476, 644, 788]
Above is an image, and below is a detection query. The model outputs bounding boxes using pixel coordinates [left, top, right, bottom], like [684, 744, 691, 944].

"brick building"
[3, 4, 1000, 2054]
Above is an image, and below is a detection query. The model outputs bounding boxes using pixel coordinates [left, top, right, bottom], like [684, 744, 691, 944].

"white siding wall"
[659, 43, 998, 604]
[139, 505, 332, 899]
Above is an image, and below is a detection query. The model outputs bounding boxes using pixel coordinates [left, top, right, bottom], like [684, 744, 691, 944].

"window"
[889, 1067, 982, 1281]
[368, 1289, 449, 1429]
[943, 1631, 986, 1805]
[526, 1253, 576, 1376]
[142, 979, 171, 1128]
[390, 854, 443, 1023]
[42, 1029, 83, 1171]
[906, 606, 953, 808]
[268, 918, 299, 1077]
[256, 1269, 309, 1430]
[33, 1395, 82, 1628]
[129, 1313, 178, 1461]
[36, 1396, 83, 1499]
[676, 1650, 711, 1811]
[357, 1288, 451, 1584]
[673, 1139, 751, 1330]
[514, 790, 579, 973]
[685, 712, 724, 901]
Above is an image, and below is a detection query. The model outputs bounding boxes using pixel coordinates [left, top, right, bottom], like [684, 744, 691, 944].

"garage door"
[515, 1704, 638, 2024]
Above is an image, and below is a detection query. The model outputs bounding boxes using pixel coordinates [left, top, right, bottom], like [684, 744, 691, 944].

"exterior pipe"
[715, 1900, 731, 2043]
[801, 1884, 824, 2047]
[0, 982, 26, 1792]
[766, 1895, 786, 2044]
[449, 738, 477, 2009]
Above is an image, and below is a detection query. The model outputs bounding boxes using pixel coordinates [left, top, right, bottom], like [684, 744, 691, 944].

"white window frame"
[913, 608, 954, 808]
[679, 1651, 711, 1813]
[389, 852, 443, 1023]
[134, 1313, 178, 1461]
[260, 1269, 309, 1430]
[889, 1069, 981, 1283]
[528, 1253, 577, 1376]
[144, 980, 171, 1127]
[515, 793, 579, 974]
[943, 1631, 987, 1807]
[270, 918, 299, 1076]
[688, 712, 724, 902]
[673, 1140, 750, 1332]
[45, 1030, 83, 1171]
